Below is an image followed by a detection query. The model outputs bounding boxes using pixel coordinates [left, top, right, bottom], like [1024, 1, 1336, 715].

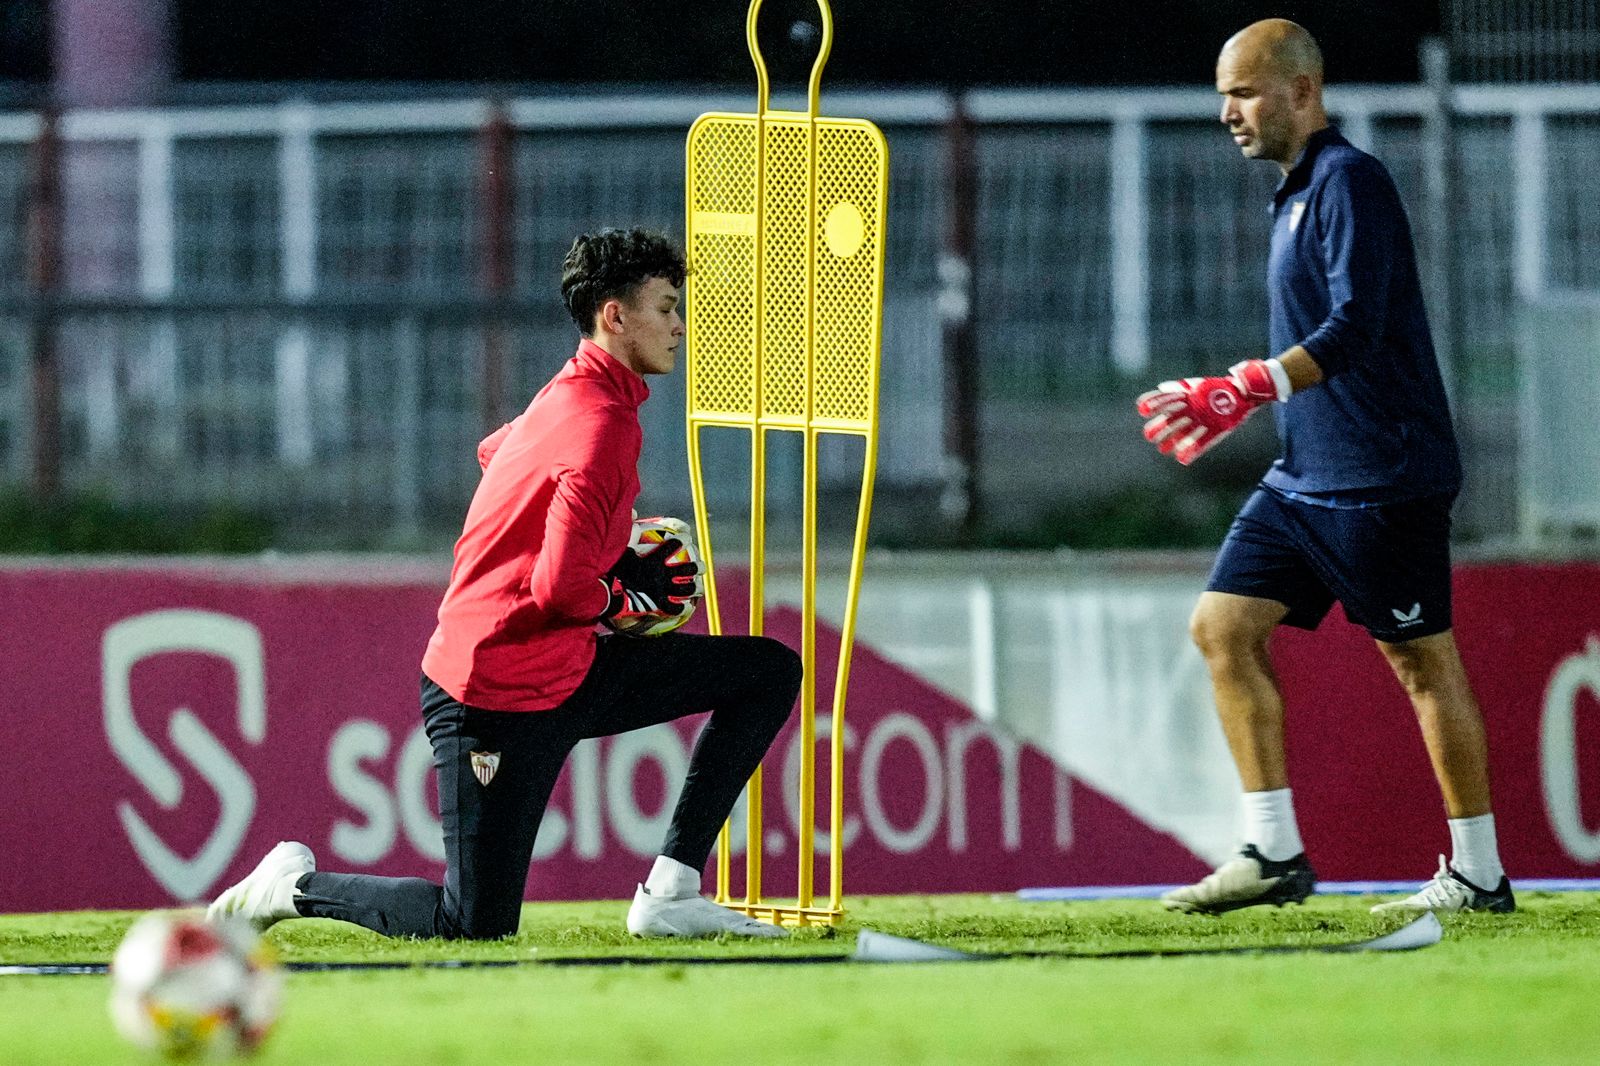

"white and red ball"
[605, 515, 704, 638]
[109, 913, 282, 1060]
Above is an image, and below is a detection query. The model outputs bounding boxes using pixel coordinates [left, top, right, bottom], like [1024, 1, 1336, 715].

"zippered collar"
[1273, 125, 1345, 209]
[575, 337, 650, 407]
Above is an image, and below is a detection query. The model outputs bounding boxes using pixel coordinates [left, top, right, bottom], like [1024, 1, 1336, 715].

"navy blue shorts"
[1205, 487, 1456, 643]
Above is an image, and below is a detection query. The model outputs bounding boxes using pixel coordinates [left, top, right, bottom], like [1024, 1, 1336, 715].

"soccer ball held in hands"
[603, 516, 704, 638]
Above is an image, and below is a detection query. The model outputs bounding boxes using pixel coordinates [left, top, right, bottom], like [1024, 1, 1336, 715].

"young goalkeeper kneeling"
[210, 229, 799, 940]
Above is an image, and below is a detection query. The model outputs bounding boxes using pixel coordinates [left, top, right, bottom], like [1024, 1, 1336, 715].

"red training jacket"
[421, 339, 645, 711]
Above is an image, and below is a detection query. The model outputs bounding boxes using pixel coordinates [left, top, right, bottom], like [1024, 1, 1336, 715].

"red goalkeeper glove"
[1136, 358, 1289, 465]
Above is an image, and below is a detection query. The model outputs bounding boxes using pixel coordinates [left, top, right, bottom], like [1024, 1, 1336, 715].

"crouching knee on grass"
[209, 229, 800, 941]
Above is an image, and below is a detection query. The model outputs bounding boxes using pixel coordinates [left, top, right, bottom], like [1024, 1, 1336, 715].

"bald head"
[1216, 19, 1329, 171]
[1220, 19, 1323, 86]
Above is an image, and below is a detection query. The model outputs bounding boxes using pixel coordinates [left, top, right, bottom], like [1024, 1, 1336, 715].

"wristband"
[1264, 358, 1293, 402]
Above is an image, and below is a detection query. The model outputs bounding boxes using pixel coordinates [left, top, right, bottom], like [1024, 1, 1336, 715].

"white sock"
[644, 855, 701, 900]
[1448, 814, 1505, 888]
[1241, 788, 1304, 862]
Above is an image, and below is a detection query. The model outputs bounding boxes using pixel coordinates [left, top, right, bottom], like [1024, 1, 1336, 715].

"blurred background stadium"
[4, 10, 1600, 1037]
[0, 0, 1595, 553]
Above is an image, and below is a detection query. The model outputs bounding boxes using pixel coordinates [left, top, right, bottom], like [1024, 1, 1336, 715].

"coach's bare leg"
[1369, 628, 1511, 912]
[1163, 591, 1312, 912]
[1375, 630, 1491, 818]
[1189, 591, 1293, 791]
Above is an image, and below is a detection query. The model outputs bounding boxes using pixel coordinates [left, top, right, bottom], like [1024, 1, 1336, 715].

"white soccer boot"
[625, 885, 789, 939]
[206, 841, 315, 931]
[1161, 844, 1317, 915]
[1370, 856, 1515, 915]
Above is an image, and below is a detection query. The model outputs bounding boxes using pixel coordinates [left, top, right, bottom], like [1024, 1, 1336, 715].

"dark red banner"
[3, 560, 1595, 913]
[1278, 563, 1600, 880]
[0, 563, 1206, 913]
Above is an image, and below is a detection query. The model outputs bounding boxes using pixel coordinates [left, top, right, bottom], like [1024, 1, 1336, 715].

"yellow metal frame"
[683, 0, 888, 927]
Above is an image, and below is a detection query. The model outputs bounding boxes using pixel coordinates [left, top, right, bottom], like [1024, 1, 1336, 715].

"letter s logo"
[104, 610, 266, 901]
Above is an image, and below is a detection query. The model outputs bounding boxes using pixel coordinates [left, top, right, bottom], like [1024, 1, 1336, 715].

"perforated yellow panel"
[815, 123, 884, 425]
[684, 0, 889, 931]
[759, 121, 809, 422]
[685, 119, 758, 419]
[684, 113, 887, 430]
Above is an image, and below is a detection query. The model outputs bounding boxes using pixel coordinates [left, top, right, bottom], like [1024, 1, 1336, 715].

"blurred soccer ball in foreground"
[606, 515, 703, 638]
[109, 913, 282, 1060]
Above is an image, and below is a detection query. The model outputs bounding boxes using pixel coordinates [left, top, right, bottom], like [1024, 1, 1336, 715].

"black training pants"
[295, 633, 801, 939]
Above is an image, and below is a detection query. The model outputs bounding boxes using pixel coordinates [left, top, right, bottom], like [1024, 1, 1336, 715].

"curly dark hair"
[560, 228, 688, 335]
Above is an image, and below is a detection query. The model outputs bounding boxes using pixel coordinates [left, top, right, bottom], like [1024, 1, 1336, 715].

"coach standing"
[1138, 20, 1513, 916]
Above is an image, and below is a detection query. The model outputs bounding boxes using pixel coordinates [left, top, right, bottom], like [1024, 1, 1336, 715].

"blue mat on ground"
[1018, 879, 1600, 902]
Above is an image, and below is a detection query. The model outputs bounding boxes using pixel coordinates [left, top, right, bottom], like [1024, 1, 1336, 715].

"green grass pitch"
[3, 893, 1598, 1064]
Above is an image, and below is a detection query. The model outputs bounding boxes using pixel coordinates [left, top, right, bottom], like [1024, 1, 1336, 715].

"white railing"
[0, 83, 1595, 542]
[1520, 291, 1600, 542]
[1447, 0, 1600, 83]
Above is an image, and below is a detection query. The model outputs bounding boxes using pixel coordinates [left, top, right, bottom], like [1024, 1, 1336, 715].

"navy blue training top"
[1262, 126, 1461, 501]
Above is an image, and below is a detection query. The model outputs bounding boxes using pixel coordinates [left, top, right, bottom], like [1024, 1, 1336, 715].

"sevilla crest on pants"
[470, 751, 501, 787]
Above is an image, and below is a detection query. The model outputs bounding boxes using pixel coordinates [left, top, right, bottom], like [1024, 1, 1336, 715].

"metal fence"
[0, 85, 1597, 545]
[1520, 292, 1600, 541]
[1447, 0, 1600, 82]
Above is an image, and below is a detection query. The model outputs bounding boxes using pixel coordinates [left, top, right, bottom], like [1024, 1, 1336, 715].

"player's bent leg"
[1167, 593, 1319, 914]
[575, 634, 802, 938]
[1189, 591, 1292, 793]
[659, 636, 801, 868]
[1376, 630, 1491, 818]
[206, 841, 316, 932]
[624, 856, 786, 938]
[1160, 845, 1316, 915]
[625, 887, 789, 939]
[1370, 856, 1515, 915]
[1372, 630, 1513, 914]
[648, 636, 799, 938]
[292, 871, 452, 937]
[427, 685, 576, 940]
[284, 678, 576, 940]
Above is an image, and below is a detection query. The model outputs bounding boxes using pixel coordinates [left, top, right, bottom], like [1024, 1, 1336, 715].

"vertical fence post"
[1420, 36, 1487, 538]
[27, 107, 63, 503]
[1340, 105, 1374, 155]
[1420, 38, 1460, 406]
[276, 100, 318, 529]
[276, 101, 317, 461]
[278, 101, 317, 305]
[1511, 105, 1549, 549]
[1511, 107, 1548, 303]
[391, 315, 423, 541]
[480, 101, 515, 435]
[1421, 37, 1479, 533]
[938, 92, 981, 542]
[1109, 108, 1149, 377]
[137, 115, 177, 465]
